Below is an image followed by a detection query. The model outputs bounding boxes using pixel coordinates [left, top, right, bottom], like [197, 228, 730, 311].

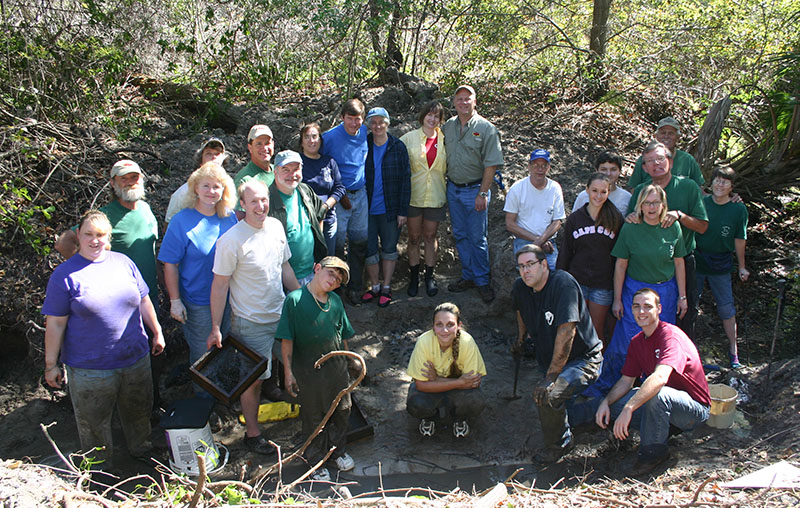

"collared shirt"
[442, 113, 503, 184]
[400, 127, 447, 208]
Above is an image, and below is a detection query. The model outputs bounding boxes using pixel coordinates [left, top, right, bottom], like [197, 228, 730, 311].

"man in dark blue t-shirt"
[511, 244, 603, 463]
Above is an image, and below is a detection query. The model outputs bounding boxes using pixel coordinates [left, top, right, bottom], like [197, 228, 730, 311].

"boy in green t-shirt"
[278, 256, 355, 482]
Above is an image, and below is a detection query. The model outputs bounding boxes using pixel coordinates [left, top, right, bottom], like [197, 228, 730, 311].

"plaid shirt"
[365, 133, 411, 220]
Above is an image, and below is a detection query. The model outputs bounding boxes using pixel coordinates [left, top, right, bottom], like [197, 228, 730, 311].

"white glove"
[170, 299, 187, 323]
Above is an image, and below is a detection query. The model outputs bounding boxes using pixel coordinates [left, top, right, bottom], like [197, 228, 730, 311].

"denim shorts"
[696, 272, 736, 320]
[366, 213, 400, 265]
[580, 284, 614, 306]
[230, 315, 278, 380]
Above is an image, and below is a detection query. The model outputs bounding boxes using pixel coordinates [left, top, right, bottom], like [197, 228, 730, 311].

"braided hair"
[433, 302, 464, 378]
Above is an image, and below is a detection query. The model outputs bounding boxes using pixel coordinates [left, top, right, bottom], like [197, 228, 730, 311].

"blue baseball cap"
[365, 107, 391, 125]
[530, 149, 551, 162]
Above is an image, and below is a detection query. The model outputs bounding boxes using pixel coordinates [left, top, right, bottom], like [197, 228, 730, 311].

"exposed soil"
[1, 84, 799, 505]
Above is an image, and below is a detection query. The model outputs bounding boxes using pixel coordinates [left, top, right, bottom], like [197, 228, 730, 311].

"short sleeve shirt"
[511, 270, 602, 368]
[629, 150, 704, 188]
[442, 113, 503, 183]
[695, 196, 748, 274]
[503, 177, 566, 236]
[611, 221, 686, 283]
[407, 330, 487, 380]
[233, 161, 274, 211]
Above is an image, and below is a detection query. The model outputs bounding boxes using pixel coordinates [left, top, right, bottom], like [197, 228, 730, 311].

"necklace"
[311, 291, 330, 313]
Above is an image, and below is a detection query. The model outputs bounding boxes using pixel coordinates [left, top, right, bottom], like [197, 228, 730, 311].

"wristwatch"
[479, 191, 488, 198]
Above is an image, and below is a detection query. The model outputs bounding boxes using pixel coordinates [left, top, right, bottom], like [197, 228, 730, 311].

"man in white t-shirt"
[503, 149, 566, 269]
[207, 180, 300, 455]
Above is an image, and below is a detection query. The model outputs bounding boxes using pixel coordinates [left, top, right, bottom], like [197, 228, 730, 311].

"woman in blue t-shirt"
[159, 162, 238, 375]
[299, 122, 346, 256]
[43, 210, 165, 468]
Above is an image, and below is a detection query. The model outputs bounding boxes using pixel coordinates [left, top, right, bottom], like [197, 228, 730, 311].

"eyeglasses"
[516, 260, 543, 272]
[642, 200, 662, 208]
[643, 156, 667, 165]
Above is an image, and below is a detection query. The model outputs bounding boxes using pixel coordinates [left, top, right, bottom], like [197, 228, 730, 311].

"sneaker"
[478, 284, 495, 303]
[244, 435, 276, 456]
[419, 419, 435, 436]
[360, 288, 378, 304]
[311, 467, 331, 482]
[448, 278, 476, 292]
[378, 289, 392, 308]
[453, 420, 470, 438]
[729, 353, 743, 369]
[335, 452, 355, 471]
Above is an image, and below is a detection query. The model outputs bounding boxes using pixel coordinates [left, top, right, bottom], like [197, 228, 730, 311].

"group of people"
[40, 84, 749, 479]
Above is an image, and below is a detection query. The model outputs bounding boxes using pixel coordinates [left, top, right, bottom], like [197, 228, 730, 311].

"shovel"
[502, 351, 522, 401]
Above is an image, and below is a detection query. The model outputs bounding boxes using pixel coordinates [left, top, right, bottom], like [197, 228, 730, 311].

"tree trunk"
[587, 0, 611, 99]
[385, 0, 404, 69]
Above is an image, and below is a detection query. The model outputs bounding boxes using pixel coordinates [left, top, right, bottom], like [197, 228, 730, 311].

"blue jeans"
[537, 353, 602, 449]
[66, 354, 153, 467]
[696, 272, 736, 320]
[183, 300, 231, 395]
[323, 219, 337, 257]
[513, 238, 558, 270]
[335, 187, 368, 290]
[571, 387, 709, 461]
[366, 214, 400, 265]
[447, 183, 490, 286]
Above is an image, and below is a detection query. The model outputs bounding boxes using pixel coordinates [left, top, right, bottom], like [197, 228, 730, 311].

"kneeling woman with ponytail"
[406, 303, 487, 438]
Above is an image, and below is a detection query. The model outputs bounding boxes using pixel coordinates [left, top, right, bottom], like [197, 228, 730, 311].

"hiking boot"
[631, 451, 670, 476]
[535, 440, 575, 463]
[448, 278, 475, 292]
[244, 435, 276, 456]
[419, 419, 435, 437]
[335, 452, 355, 471]
[311, 467, 331, 482]
[407, 265, 420, 297]
[425, 265, 438, 296]
[453, 420, 470, 438]
[478, 284, 495, 303]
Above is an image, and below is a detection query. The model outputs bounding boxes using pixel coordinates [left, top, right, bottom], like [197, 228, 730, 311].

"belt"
[447, 178, 482, 188]
[346, 187, 363, 194]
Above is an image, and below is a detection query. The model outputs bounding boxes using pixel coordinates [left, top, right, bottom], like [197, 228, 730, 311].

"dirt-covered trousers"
[536, 352, 602, 449]
[65, 354, 153, 467]
[406, 383, 486, 422]
[296, 357, 351, 465]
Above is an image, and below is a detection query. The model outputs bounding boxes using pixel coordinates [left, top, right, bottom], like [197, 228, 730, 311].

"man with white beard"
[55, 159, 163, 412]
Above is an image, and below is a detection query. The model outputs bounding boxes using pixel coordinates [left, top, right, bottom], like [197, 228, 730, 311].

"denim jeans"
[335, 187, 368, 291]
[66, 354, 153, 467]
[183, 300, 230, 396]
[366, 213, 400, 265]
[696, 272, 736, 320]
[677, 253, 698, 340]
[537, 353, 602, 449]
[447, 183, 490, 286]
[513, 238, 558, 270]
[323, 218, 337, 257]
[406, 383, 486, 421]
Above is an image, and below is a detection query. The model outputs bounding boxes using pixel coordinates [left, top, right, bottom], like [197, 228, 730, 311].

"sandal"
[360, 289, 378, 304]
[378, 289, 392, 308]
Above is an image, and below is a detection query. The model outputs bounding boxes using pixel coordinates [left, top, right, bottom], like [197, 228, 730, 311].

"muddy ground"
[1, 85, 799, 500]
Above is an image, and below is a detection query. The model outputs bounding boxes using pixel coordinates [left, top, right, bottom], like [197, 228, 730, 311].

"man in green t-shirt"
[278, 256, 356, 482]
[54, 159, 164, 410]
[268, 150, 328, 286]
[628, 117, 704, 188]
[233, 124, 276, 214]
[626, 141, 708, 341]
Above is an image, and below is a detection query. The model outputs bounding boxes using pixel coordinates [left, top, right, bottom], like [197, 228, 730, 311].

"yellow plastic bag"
[238, 401, 301, 424]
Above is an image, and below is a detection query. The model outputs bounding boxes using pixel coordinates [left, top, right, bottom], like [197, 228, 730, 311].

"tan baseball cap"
[110, 159, 141, 178]
[319, 256, 350, 285]
[248, 124, 274, 142]
[657, 117, 681, 135]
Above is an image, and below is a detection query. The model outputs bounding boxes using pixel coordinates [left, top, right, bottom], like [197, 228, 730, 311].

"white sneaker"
[419, 419, 435, 436]
[335, 452, 355, 471]
[311, 467, 331, 482]
[453, 420, 470, 438]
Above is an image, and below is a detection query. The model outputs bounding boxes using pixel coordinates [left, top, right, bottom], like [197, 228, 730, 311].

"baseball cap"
[110, 159, 142, 178]
[365, 107, 391, 125]
[530, 149, 551, 162]
[248, 124, 274, 142]
[319, 256, 350, 285]
[273, 150, 303, 168]
[199, 137, 225, 153]
[454, 85, 476, 97]
[657, 117, 681, 134]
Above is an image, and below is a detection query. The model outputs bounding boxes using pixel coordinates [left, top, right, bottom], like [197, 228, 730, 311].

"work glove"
[170, 298, 187, 323]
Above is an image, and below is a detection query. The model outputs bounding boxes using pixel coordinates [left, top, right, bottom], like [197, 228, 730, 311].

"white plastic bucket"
[707, 383, 738, 429]
[165, 423, 221, 475]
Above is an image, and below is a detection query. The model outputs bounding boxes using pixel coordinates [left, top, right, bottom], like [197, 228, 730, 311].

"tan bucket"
[707, 383, 738, 429]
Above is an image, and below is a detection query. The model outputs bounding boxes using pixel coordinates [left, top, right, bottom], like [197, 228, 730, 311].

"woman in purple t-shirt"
[43, 210, 165, 468]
